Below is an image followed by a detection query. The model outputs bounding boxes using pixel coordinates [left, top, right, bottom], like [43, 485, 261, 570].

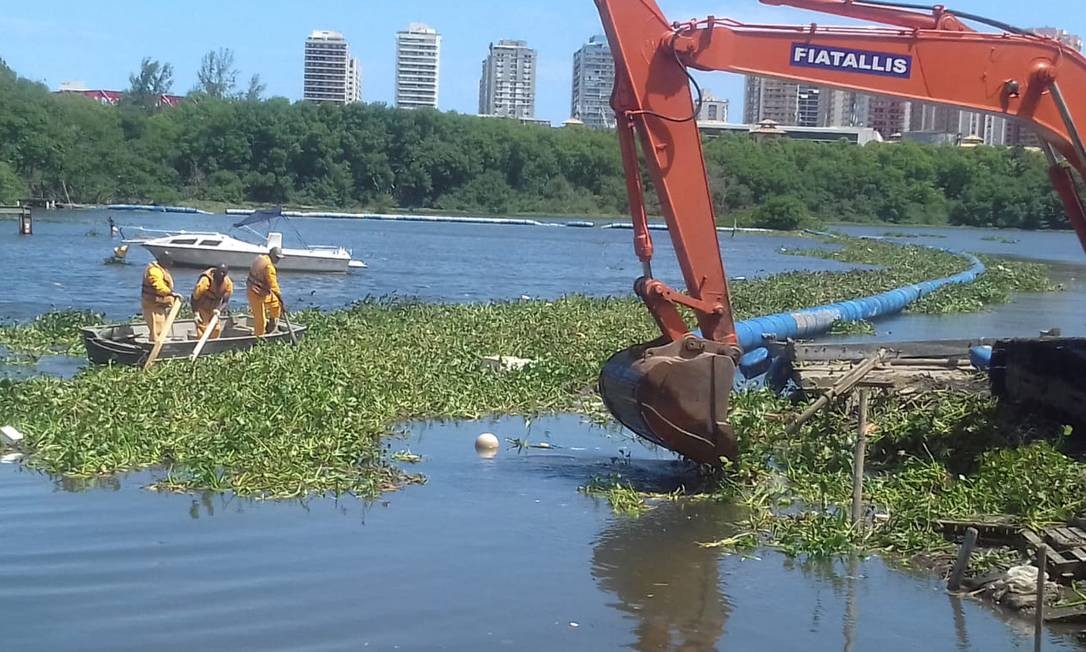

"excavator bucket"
[599, 337, 738, 465]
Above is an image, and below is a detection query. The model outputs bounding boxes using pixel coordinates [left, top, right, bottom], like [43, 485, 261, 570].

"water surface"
[0, 415, 1076, 651]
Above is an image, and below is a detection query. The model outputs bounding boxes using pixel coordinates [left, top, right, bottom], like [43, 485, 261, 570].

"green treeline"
[0, 60, 1068, 229]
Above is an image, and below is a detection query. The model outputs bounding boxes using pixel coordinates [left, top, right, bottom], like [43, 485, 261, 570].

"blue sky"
[1, 1, 1082, 124]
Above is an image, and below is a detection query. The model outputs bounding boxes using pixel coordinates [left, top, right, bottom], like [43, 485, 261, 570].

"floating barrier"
[564, 221, 595, 228]
[106, 204, 211, 215]
[734, 252, 984, 351]
[727, 251, 987, 386]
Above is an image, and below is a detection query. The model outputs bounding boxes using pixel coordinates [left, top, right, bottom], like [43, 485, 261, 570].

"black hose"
[848, 0, 1031, 35]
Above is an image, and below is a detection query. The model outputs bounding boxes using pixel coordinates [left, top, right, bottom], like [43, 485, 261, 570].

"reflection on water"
[592, 499, 738, 650]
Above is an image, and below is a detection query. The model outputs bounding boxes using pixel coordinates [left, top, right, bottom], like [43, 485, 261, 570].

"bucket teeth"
[599, 337, 738, 465]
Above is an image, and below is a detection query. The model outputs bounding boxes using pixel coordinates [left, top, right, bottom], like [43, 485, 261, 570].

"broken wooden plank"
[786, 350, 888, 435]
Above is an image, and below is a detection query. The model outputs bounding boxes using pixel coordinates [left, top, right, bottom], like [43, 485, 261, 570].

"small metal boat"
[81, 315, 305, 366]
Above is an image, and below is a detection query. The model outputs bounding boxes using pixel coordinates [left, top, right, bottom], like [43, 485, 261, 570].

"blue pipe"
[732, 252, 984, 351]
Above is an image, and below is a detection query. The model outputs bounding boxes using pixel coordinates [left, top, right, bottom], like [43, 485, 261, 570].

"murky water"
[1, 415, 1077, 651]
[0, 209, 858, 323]
[3, 213, 1086, 649]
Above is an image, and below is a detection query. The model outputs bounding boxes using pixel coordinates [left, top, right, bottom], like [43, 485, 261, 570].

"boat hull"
[81, 315, 305, 366]
[141, 243, 350, 273]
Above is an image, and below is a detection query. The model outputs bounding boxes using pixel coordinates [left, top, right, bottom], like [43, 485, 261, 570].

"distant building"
[396, 23, 441, 109]
[744, 76, 799, 124]
[910, 102, 1006, 145]
[478, 40, 537, 119]
[796, 85, 822, 127]
[54, 82, 182, 108]
[1033, 27, 1083, 51]
[570, 35, 615, 129]
[860, 96, 911, 139]
[303, 30, 360, 104]
[699, 120, 882, 146]
[347, 58, 362, 103]
[696, 90, 728, 122]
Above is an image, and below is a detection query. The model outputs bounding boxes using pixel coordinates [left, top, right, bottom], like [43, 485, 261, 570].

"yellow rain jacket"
[141, 262, 174, 307]
[192, 269, 234, 311]
[246, 255, 280, 299]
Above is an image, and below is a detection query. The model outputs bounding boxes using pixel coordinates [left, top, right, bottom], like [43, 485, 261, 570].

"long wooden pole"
[144, 298, 182, 370]
[851, 390, 869, 528]
[1036, 544, 1047, 652]
[189, 311, 221, 361]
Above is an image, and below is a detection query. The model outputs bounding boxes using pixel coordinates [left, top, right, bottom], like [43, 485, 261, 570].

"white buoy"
[475, 432, 500, 453]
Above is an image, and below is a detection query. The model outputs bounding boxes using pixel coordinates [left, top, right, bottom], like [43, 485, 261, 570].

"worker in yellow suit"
[141, 251, 182, 342]
[247, 246, 285, 337]
[191, 264, 234, 339]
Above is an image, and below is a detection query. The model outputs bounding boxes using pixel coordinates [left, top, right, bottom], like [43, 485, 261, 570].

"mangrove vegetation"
[0, 60, 1068, 229]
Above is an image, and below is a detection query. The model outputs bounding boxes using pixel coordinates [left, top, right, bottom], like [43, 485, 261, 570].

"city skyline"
[3, 0, 1084, 125]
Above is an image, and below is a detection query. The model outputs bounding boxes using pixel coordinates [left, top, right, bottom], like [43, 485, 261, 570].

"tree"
[125, 57, 174, 110]
[751, 195, 812, 231]
[195, 48, 239, 99]
[0, 161, 24, 203]
[244, 74, 266, 102]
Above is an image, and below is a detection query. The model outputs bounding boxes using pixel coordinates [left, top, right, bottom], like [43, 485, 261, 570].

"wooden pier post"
[19, 206, 32, 235]
[947, 527, 979, 591]
[851, 390, 869, 528]
[1036, 544, 1047, 652]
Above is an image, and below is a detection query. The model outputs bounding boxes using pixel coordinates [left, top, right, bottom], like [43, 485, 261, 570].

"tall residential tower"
[395, 23, 441, 109]
[478, 40, 537, 118]
[303, 30, 361, 103]
[570, 35, 615, 129]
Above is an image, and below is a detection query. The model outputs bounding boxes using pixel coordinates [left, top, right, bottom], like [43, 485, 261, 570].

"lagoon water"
[2, 211, 1086, 650]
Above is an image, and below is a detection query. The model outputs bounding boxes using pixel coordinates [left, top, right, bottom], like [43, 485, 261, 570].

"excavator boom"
[592, 0, 1086, 464]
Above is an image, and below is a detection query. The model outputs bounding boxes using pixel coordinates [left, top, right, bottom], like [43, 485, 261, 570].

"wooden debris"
[786, 350, 887, 434]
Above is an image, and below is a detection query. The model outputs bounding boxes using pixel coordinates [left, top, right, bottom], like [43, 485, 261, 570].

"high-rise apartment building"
[571, 35, 616, 129]
[796, 85, 823, 127]
[909, 103, 1006, 145]
[743, 76, 825, 127]
[696, 90, 728, 122]
[860, 96, 911, 138]
[396, 23, 441, 109]
[478, 40, 537, 119]
[303, 30, 360, 104]
[744, 76, 798, 124]
[347, 58, 361, 103]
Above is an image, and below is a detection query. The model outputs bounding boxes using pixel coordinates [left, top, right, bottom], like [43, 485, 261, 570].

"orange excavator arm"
[593, 0, 1086, 465]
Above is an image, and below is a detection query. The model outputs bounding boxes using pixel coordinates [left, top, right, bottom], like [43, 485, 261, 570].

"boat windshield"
[170, 237, 198, 245]
[197, 239, 222, 247]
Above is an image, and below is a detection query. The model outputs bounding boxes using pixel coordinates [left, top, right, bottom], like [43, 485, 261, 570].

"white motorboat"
[121, 209, 366, 273]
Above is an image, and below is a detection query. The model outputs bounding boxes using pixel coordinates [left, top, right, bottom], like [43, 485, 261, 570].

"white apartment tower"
[696, 90, 728, 122]
[303, 30, 360, 104]
[478, 40, 537, 119]
[396, 23, 441, 109]
[571, 35, 616, 129]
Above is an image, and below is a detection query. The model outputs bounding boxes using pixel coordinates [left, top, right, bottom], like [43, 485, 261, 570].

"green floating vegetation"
[828, 320, 875, 336]
[715, 389, 1084, 562]
[0, 311, 102, 357]
[580, 475, 650, 516]
[0, 237, 1058, 499]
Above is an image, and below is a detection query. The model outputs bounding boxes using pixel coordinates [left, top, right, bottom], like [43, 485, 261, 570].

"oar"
[144, 298, 183, 370]
[189, 304, 223, 361]
[280, 305, 298, 346]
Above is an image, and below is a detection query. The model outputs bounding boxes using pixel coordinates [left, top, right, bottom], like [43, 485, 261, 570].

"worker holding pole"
[141, 251, 182, 342]
[247, 247, 285, 337]
[191, 264, 233, 339]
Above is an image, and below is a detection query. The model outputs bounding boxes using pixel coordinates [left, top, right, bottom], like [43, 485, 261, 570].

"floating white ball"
[475, 432, 500, 452]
